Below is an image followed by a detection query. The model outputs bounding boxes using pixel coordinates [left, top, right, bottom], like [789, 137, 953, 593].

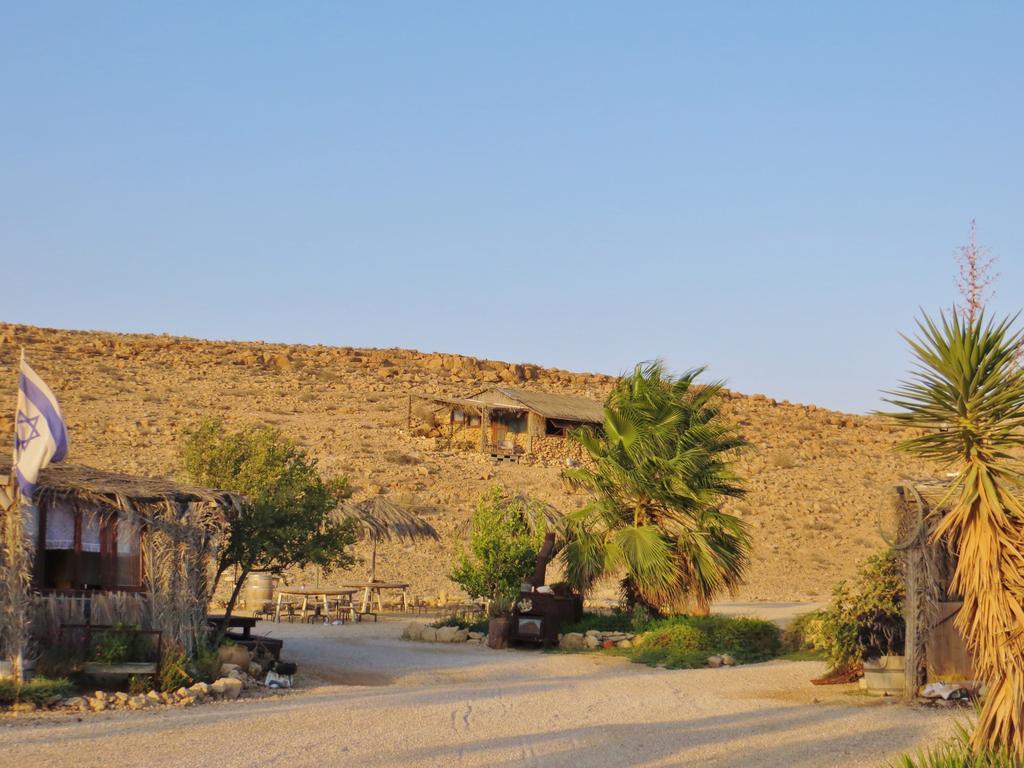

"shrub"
[449, 487, 548, 605]
[629, 615, 781, 669]
[889, 720, 1017, 767]
[561, 610, 637, 635]
[189, 642, 223, 685]
[158, 644, 193, 691]
[782, 610, 828, 653]
[818, 549, 904, 672]
[0, 676, 73, 707]
[429, 615, 489, 634]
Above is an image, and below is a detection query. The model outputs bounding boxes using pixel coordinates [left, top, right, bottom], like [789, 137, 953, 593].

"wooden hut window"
[116, 518, 143, 589]
[37, 506, 144, 592]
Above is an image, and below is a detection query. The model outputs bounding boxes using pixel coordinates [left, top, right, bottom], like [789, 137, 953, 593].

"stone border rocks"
[403, 623, 486, 645]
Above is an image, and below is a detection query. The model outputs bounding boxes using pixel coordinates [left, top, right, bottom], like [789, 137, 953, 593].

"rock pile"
[403, 623, 486, 645]
[558, 630, 640, 650]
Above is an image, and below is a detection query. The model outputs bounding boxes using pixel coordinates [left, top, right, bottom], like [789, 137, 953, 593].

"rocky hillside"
[0, 322, 934, 605]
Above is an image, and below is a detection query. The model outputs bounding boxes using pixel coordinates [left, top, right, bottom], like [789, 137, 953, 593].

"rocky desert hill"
[0, 322, 936, 605]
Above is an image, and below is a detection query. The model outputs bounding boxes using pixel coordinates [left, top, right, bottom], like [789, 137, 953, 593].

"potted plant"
[486, 597, 513, 650]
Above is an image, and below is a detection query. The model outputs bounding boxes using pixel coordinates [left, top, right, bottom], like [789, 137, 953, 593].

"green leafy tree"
[561, 361, 749, 615]
[450, 487, 548, 605]
[885, 312, 1024, 758]
[181, 418, 358, 641]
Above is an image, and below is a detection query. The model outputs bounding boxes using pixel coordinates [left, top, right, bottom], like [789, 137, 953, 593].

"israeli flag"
[13, 352, 68, 498]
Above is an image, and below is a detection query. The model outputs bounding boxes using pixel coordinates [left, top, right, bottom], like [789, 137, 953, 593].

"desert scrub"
[888, 720, 1018, 767]
[561, 606, 651, 636]
[429, 615, 489, 634]
[0, 676, 73, 707]
[627, 615, 781, 669]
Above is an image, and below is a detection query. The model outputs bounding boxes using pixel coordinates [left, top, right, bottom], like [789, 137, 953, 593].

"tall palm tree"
[561, 361, 749, 614]
[885, 312, 1024, 758]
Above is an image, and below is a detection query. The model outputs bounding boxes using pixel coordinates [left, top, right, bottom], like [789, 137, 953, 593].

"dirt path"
[0, 619, 954, 768]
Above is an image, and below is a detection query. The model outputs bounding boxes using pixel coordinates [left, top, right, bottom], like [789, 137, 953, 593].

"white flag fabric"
[13, 352, 68, 498]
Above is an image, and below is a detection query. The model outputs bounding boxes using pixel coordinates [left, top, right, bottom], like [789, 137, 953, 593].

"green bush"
[782, 610, 828, 653]
[430, 615, 489, 634]
[157, 644, 193, 691]
[628, 615, 781, 669]
[561, 609, 644, 635]
[818, 549, 905, 672]
[449, 487, 549, 605]
[0, 676, 73, 707]
[888, 720, 1017, 767]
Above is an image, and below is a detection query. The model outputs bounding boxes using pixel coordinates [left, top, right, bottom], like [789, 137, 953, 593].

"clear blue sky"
[2, 3, 1022, 413]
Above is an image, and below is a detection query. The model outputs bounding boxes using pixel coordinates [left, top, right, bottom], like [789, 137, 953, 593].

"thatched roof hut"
[0, 461, 242, 655]
[410, 387, 604, 457]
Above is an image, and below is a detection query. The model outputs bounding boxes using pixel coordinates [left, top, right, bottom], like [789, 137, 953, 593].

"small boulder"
[219, 662, 241, 677]
[88, 697, 107, 712]
[189, 682, 210, 698]
[559, 633, 585, 651]
[435, 626, 459, 643]
[403, 623, 423, 641]
[721, 654, 736, 667]
[584, 635, 601, 649]
[707, 655, 724, 668]
[11, 702, 37, 714]
[63, 696, 86, 711]
[146, 690, 162, 705]
[218, 677, 243, 700]
[420, 627, 438, 642]
[616, 639, 633, 649]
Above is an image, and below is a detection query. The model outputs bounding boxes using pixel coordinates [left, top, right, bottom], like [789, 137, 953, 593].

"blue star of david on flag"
[12, 351, 68, 498]
[15, 411, 41, 451]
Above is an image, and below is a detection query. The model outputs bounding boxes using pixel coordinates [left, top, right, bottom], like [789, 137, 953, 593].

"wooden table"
[273, 587, 358, 622]
[207, 614, 257, 639]
[342, 581, 411, 613]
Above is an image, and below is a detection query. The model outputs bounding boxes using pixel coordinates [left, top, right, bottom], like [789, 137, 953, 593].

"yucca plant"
[562, 361, 749, 614]
[889, 718, 1018, 768]
[885, 312, 1024, 759]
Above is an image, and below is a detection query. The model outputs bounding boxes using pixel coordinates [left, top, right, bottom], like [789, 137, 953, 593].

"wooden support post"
[480, 408, 490, 454]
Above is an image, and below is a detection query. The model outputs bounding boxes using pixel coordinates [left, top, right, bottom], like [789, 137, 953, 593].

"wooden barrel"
[246, 572, 276, 606]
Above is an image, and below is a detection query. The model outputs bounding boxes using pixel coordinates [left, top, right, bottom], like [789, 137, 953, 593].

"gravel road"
[0, 618, 955, 768]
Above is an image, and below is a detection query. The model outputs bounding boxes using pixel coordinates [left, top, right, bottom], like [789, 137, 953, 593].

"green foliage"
[628, 615, 781, 669]
[0, 676, 73, 706]
[561, 361, 750, 614]
[888, 720, 1018, 768]
[449, 487, 548, 605]
[818, 550, 905, 672]
[188, 642, 223, 685]
[157, 644, 193, 692]
[429, 615, 489, 634]
[181, 418, 358, 633]
[561, 610, 638, 635]
[91, 625, 152, 665]
[782, 610, 829, 653]
[128, 675, 155, 695]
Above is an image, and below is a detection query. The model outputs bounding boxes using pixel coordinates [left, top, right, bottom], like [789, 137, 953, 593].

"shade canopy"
[337, 497, 440, 581]
[339, 497, 440, 543]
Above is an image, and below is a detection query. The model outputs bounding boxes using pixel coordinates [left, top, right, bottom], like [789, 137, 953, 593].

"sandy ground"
[0, 609, 956, 768]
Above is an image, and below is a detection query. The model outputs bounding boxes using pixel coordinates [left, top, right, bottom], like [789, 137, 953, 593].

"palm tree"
[561, 361, 749, 615]
[885, 312, 1024, 758]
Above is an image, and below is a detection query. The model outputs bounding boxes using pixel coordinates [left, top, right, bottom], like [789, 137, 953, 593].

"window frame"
[34, 502, 146, 594]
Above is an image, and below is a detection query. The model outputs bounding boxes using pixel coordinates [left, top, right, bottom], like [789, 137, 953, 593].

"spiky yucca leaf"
[885, 311, 1024, 758]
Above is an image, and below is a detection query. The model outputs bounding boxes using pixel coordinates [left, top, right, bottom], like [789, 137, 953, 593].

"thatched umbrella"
[339, 497, 440, 581]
